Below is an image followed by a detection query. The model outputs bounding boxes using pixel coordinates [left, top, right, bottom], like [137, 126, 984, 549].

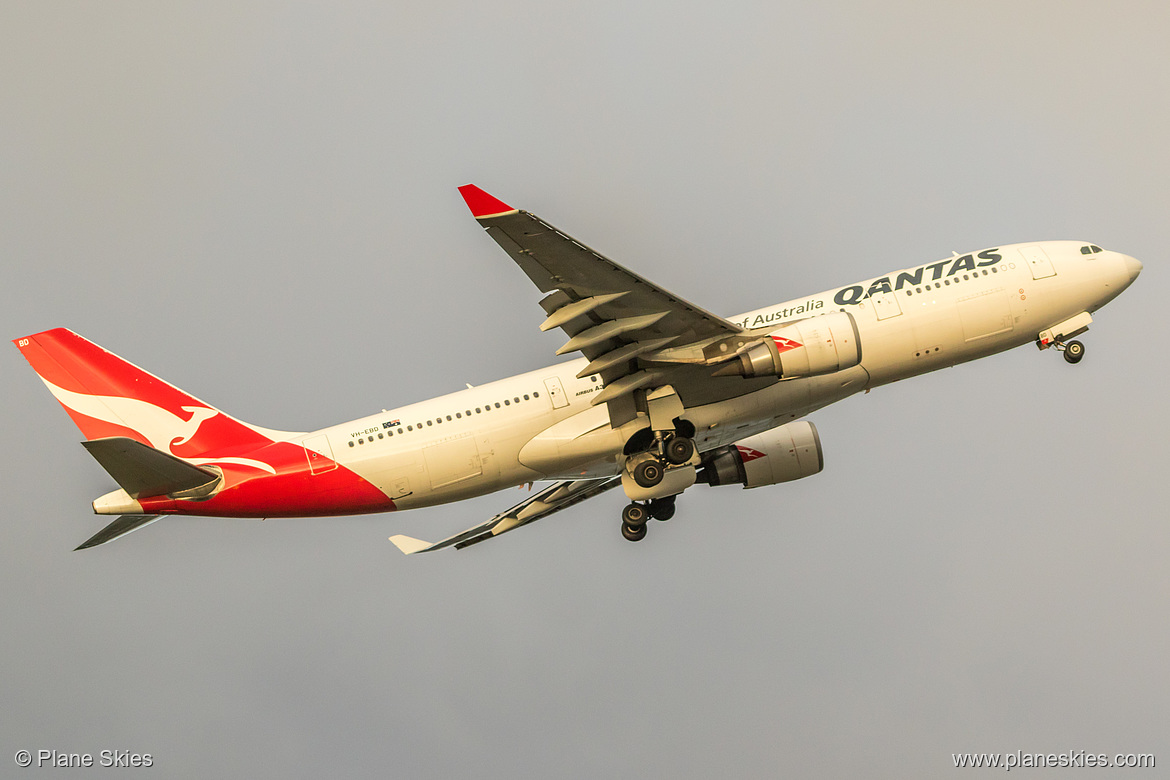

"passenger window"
[446, 415, 452, 421]
[495, 402, 501, 408]
[426, 420, 432, 426]
[533, 392, 540, 398]
[348, 441, 355, 447]
[475, 407, 481, 413]
[378, 433, 383, 439]
[504, 399, 510, 406]
[456, 412, 462, 419]
[523, 394, 530, 401]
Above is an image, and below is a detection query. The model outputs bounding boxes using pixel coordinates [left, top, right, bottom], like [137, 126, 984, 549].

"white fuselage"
[310, 241, 1138, 511]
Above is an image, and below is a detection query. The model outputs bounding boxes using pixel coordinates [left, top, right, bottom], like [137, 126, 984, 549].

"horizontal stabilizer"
[75, 515, 161, 550]
[388, 535, 437, 555]
[82, 437, 220, 498]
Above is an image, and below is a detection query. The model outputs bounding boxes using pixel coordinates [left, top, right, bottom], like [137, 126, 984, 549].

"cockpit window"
[1091, 245, 1103, 253]
[1081, 246, 1092, 254]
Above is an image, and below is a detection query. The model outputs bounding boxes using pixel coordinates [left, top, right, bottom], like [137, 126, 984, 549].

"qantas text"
[734, 249, 1004, 329]
[832, 249, 1003, 306]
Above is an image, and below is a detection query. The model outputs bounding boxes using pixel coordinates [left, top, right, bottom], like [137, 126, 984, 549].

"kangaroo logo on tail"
[14, 329, 295, 475]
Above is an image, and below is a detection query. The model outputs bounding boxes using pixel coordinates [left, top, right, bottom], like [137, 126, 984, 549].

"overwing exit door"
[543, 377, 569, 409]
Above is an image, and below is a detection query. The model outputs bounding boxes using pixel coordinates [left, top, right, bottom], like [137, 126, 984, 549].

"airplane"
[13, 185, 1143, 553]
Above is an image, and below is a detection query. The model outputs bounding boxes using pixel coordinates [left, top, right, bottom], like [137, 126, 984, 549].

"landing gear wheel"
[622, 522, 647, 542]
[650, 497, 676, 522]
[633, 459, 664, 488]
[622, 502, 648, 527]
[663, 436, 695, 465]
[1063, 340, 1085, 364]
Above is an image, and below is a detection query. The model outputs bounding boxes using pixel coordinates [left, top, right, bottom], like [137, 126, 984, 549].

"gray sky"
[2, 2, 1167, 777]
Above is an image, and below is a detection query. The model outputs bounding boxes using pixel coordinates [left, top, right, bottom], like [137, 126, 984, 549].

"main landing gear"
[630, 433, 695, 488]
[618, 387, 696, 542]
[619, 430, 693, 542]
[621, 495, 677, 542]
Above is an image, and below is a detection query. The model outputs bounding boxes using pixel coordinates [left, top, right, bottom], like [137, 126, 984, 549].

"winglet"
[389, 534, 435, 555]
[458, 185, 517, 219]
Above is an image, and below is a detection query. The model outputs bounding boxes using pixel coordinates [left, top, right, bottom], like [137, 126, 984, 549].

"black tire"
[622, 522, 647, 542]
[1064, 340, 1085, 364]
[651, 499, 676, 522]
[633, 459, 664, 488]
[622, 502, 648, 526]
[664, 436, 695, 465]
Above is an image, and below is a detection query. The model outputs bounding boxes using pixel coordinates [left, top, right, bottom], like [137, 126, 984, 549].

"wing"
[389, 476, 621, 554]
[459, 185, 777, 426]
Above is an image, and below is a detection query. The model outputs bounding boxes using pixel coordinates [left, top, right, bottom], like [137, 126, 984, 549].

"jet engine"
[698, 421, 823, 488]
[714, 311, 861, 379]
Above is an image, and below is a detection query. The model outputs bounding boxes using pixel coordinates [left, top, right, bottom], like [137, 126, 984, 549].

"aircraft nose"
[1124, 254, 1143, 283]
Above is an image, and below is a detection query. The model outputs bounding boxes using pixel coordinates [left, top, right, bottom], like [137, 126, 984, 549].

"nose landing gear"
[1061, 339, 1085, 364]
[1045, 338, 1085, 364]
[1037, 314, 1091, 365]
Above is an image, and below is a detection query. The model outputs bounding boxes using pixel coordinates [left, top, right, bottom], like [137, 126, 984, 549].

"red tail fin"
[14, 329, 292, 459]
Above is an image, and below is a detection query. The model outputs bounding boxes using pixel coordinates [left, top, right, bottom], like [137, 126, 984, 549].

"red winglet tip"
[458, 184, 515, 218]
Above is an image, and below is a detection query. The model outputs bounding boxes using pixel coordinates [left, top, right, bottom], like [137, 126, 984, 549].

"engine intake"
[714, 311, 862, 379]
[699, 421, 823, 488]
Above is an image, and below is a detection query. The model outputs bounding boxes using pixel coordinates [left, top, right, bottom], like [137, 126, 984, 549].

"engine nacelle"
[699, 421, 823, 488]
[715, 311, 862, 379]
